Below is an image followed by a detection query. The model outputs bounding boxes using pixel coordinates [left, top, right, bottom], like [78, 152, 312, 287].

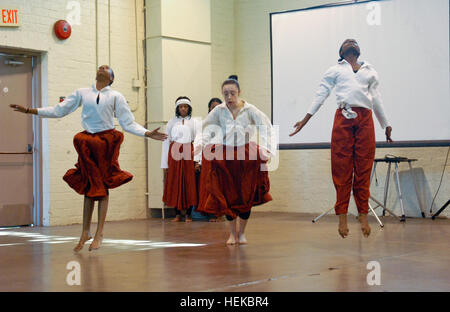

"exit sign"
[1, 8, 20, 27]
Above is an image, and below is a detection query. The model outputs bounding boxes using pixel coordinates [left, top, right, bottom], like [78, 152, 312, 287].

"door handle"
[0, 152, 32, 154]
[0, 144, 33, 155]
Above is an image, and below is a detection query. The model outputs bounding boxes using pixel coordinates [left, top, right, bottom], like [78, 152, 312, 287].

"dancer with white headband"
[290, 39, 393, 238]
[161, 96, 202, 222]
[10, 65, 167, 251]
[197, 75, 275, 245]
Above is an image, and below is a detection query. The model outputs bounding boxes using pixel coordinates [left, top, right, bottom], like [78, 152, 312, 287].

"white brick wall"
[1, 0, 148, 225]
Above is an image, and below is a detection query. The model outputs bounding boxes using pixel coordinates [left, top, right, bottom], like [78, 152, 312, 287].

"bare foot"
[226, 234, 237, 245]
[338, 214, 349, 238]
[171, 215, 182, 222]
[237, 233, 248, 245]
[359, 213, 371, 237]
[73, 233, 92, 252]
[89, 235, 103, 251]
[209, 217, 218, 222]
[185, 216, 193, 223]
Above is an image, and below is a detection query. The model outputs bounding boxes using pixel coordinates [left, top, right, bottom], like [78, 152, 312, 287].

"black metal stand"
[431, 199, 450, 220]
[370, 157, 426, 222]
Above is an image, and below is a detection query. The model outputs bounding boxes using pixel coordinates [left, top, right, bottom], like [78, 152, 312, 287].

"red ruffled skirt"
[163, 142, 198, 211]
[197, 142, 272, 218]
[63, 129, 133, 198]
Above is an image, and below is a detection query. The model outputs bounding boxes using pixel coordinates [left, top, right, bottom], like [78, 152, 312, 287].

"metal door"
[0, 53, 34, 226]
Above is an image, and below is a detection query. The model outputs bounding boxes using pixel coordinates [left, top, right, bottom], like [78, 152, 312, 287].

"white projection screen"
[271, 0, 450, 148]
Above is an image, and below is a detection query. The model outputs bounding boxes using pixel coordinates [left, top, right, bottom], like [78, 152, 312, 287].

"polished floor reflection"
[0, 212, 449, 292]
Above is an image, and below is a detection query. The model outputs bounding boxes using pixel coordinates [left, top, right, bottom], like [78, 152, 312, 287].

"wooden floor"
[0, 212, 449, 292]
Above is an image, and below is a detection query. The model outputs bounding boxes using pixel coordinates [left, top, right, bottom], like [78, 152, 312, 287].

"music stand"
[370, 156, 426, 222]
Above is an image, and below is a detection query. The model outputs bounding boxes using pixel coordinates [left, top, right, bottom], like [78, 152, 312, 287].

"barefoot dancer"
[161, 96, 201, 222]
[197, 76, 275, 245]
[10, 65, 167, 251]
[290, 39, 393, 238]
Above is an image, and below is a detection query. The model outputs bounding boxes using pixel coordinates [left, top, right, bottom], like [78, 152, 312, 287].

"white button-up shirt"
[308, 59, 390, 128]
[160, 116, 202, 169]
[37, 84, 148, 136]
[202, 101, 276, 155]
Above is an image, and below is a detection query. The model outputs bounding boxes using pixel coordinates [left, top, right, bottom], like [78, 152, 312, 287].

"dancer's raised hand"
[385, 126, 393, 143]
[289, 113, 312, 136]
[10, 104, 27, 113]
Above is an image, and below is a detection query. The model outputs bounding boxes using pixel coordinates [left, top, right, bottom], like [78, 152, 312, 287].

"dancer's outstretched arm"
[290, 66, 336, 137]
[10, 104, 37, 115]
[114, 94, 167, 141]
[289, 113, 312, 136]
[145, 127, 168, 141]
[11, 89, 82, 118]
[369, 71, 393, 143]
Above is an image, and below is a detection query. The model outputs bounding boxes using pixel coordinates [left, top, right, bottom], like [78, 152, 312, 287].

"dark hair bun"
[228, 75, 238, 81]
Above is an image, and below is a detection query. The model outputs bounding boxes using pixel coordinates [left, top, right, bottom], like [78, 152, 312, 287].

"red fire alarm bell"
[54, 20, 71, 40]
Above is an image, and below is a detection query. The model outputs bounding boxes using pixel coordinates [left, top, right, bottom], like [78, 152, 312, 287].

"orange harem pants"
[163, 142, 198, 211]
[63, 129, 133, 199]
[331, 107, 376, 215]
[197, 142, 272, 219]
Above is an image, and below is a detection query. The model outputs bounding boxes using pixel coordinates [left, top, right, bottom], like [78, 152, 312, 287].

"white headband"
[176, 98, 191, 107]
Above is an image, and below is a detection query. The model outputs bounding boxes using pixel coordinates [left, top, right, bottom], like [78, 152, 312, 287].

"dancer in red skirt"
[197, 76, 275, 245]
[290, 39, 393, 238]
[201, 97, 223, 222]
[161, 96, 201, 222]
[10, 65, 167, 251]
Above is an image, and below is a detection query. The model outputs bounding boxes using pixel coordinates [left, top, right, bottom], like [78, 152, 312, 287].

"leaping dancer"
[10, 65, 167, 251]
[290, 39, 393, 238]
